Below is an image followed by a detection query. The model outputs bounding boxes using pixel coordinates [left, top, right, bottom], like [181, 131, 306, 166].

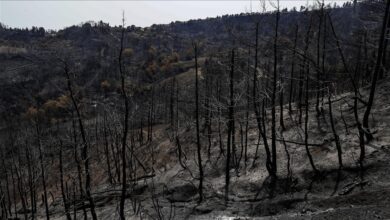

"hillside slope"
[40, 77, 390, 220]
[1, 1, 388, 219]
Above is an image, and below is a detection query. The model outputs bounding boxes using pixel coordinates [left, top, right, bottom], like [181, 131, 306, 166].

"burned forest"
[1, 0, 390, 219]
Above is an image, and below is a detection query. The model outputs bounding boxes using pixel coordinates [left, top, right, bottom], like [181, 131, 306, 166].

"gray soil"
[46, 82, 390, 219]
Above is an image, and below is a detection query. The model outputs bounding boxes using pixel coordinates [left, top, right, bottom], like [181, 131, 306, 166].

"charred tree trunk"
[245, 49, 250, 169]
[10, 165, 17, 219]
[170, 77, 175, 132]
[71, 116, 88, 220]
[298, 60, 304, 125]
[379, 7, 390, 79]
[217, 81, 224, 156]
[363, 0, 390, 141]
[289, 25, 299, 113]
[328, 12, 358, 93]
[25, 143, 36, 220]
[12, 150, 27, 220]
[305, 67, 319, 174]
[64, 63, 97, 220]
[321, 14, 327, 106]
[35, 120, 50, 220]
[316, 1, 324, 116]
[271, 5, 280, 176]
[327, 91, 343, 168]
[0, 184, 8, 219]
[304, 39, 319, 174]
[225, 49, 235, 205]
[103, 114, 113, 185]
[1, 154, 12, 218]
[148, 87, 154, 142]
[279, 61, 285, 132]
[59, 141, 72, 220]
[299, 16, 313, 125]
[119, 15, 130, 220]
[194, 43, 204, 203]
[253, 23, 273, 176]
[353, 39, 366, 171]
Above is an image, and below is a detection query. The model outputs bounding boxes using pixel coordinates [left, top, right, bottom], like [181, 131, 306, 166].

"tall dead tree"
[245, 48, 251, 168]
[11, 147, 28, 220]
[304, 62, 319, 175]
[302, 15, 319, 174]
[71, 115, 88, 220]
[225, 49, 235, 205]
[289, 25, 299, 113]
[299, 17, 313, 125]
[379, 7, 390, 79]
[363, 0, 390, 141]
[316, 1, 324, 115]
[148, 87, 154, 142]
[25, 141, 36, 219]
[328, 12, 358, 94]
[217, 81, 224, 156]
[327, 89, 343, 169]
[194, 43, 204, 203]
[63, 62, 98, 220]
[203, 61, 212, 159]
[59, 141, 72, 220]
[35, 111, 50, 220]
[103, 114, 113, 185]
[253, 23, 273, 176]
[170, 77, 175, 132]
[321, 12, 327, 103]
[353, 38, 366, 171]
[119, 13, 130, 220]
[271, 3, 280, 177]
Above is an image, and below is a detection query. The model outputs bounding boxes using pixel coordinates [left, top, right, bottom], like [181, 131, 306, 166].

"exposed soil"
[44, 81, 390, 220]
